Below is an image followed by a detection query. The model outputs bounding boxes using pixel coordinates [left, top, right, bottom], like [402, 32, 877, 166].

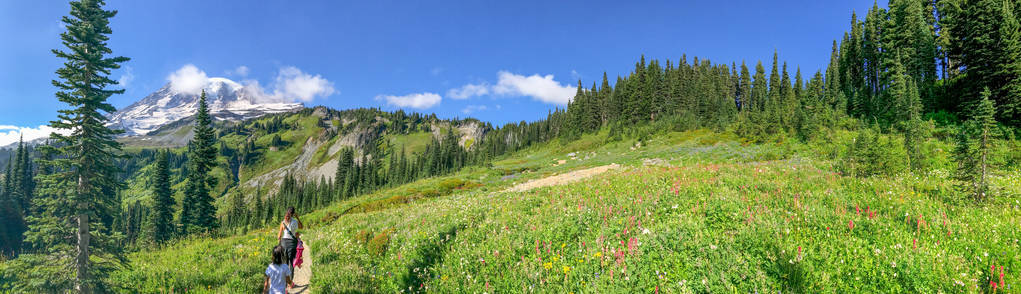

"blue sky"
[0, 0, 875, 145]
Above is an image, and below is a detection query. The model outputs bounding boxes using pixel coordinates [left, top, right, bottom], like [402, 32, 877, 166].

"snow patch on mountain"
[108, 77, 303, 136]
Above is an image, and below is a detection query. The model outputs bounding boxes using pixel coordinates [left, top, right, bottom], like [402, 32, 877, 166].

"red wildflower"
[1000, 266, 1005, 288]
[849, 220, 855, 231]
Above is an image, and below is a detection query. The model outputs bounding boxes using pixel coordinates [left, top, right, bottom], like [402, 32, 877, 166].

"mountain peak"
[108, 78, 302, 136]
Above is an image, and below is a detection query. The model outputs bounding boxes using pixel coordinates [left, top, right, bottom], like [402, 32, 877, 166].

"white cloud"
[272, 66, 335, 102]
[430, 67, 444, 76]
[492, 71, 576, 105]
[462, 105, 488, 114]
[118, 66, 135, 88]
[446, 83, 489, 99]
[169, 64, 335, 103]
[375, 92, 442, 109]
[0, 125, 71, 147]
[228, 65, 250, 77]
[167, 64, 209, 95]
[571, 69, 581, 81]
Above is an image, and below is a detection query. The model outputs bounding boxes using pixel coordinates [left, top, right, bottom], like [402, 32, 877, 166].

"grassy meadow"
[104, 128, 1019, 293]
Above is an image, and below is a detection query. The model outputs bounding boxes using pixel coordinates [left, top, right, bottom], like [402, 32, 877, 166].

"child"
[293, 233, 304, 269]
[264, 245, 293, 294]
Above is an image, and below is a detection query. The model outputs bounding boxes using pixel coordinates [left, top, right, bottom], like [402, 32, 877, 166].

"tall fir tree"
[150, 151, 174, 244]
[181, 90, 218, 234]
[768, 51, 781, 111]
[739, 61, 752, 111]
[0, 138, 34, 256]
[752, 61, 768, 112]
[954, 88, 998, 200]
[0, 155, 24, 257]
[20, 0, 130, 291]
[997, 0, 1021, 125]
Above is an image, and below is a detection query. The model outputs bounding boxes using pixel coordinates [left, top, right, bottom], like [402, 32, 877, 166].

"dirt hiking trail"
[288, 240, 312, 294]
[503, 164, 620, 193]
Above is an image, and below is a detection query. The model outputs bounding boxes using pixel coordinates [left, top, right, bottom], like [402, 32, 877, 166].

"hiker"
[264, 245, 293, 294]
[293, 234, 304, 268]
[277, 207, 304, 276]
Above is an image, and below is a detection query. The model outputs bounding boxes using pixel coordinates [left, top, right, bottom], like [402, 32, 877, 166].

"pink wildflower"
[1000, 266, 1005, 288]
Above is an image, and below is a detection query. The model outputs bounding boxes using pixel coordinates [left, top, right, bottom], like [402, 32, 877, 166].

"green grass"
[389, 131, 434, 156]
[106, 128, 1020, 293]
[239, 114, 323, 184]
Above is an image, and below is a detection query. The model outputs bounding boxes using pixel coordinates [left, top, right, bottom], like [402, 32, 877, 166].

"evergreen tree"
[181, 90, 218, 234]
[739, 61, 751, 111]
[599, 72, 612, 124]
[885, 0, 938, 110]
[768, 51, 781, 110]
[150, 151, 174, 244]
[998, 0, 1021, 125]
[862, 4, 887, 117]
[10, 137, 35, 212]
[955, 88, 998, 200]
[2, 156, 12, 199]
[0, 153, 26, 257]
[752, 61, 768, 112]
[21, 0, 131, 291]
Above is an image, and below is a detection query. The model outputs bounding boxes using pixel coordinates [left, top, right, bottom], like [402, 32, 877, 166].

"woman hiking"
[277, 207, 304, 280]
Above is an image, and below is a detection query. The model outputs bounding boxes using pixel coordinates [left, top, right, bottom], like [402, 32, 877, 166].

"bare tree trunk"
[76, 204, 90, 294]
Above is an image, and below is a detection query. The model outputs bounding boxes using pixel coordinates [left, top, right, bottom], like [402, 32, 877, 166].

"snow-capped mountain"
[108, 77, 303, 136]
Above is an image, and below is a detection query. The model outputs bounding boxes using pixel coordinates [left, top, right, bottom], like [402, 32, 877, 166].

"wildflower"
[1000, 266, 1005, 288]
[563, 265, 571, 274]
[544, 262, 552, 270]
[848, 220, 855, 231]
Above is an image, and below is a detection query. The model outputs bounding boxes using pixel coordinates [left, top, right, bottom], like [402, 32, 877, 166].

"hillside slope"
[103, 128, 1020, 293]
[115, 106, 490, 218]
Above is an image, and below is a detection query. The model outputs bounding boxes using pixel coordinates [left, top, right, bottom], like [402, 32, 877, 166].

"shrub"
[367, 229, 392, 257]
[319, 211, 339, 224]
[353, 230, 374, 245]
[837, 128, 908, 177]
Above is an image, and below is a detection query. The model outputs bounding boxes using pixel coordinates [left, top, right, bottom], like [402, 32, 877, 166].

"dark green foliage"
[15, 0, 131, 291]
[998, 1, 1021, 125]
[0, 138, 34, 256]
[838, 126, 909, 177]
[954, 88, 998, 200]
[944, 0, 1021, 126]
[181, 91, 219, 234]
[149, 151, 174, 244]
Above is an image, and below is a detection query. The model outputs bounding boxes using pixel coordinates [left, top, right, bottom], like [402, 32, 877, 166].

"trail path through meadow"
[503, 163, 620, 192]
[288, 240, 312, 294]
